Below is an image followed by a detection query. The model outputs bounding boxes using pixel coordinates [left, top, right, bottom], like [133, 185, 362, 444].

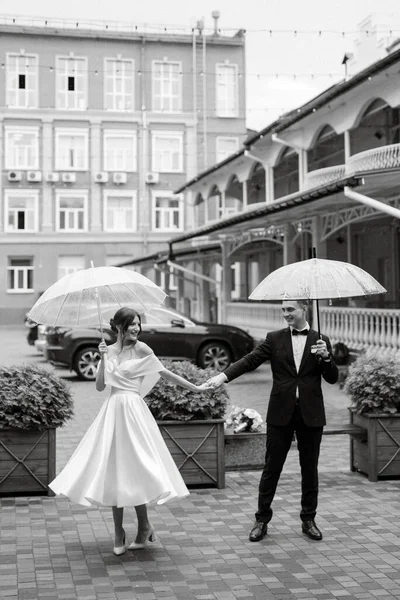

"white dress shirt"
[291, 323, 310, 398]
[290, 323, 310, 373]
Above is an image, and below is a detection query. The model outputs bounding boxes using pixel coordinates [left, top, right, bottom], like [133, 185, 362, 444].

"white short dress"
[49, 353, 190, 507]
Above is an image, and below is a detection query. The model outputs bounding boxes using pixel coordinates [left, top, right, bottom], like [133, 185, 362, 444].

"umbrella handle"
[91, 260, 104, 342]
[94, 286, 105, 341]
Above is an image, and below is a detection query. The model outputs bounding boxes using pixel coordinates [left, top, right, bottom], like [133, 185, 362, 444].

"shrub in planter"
[344, 350, 400, 415]
[0, 364, 74, 429]
[145, 360, 228, 488]
[0, 364, 73, 496]
[344, 350, 400, 481]
[145, 360, 228, 421]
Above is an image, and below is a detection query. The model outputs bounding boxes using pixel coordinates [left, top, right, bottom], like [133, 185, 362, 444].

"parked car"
[44, 307, 255, 381]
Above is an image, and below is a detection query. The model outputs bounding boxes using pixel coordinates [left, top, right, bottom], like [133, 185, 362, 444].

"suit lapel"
[283, 328, 297, 374]
[298, 329, 317, 373]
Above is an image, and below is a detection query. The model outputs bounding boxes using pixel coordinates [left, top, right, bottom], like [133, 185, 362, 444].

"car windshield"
[143, 308, 195, 326]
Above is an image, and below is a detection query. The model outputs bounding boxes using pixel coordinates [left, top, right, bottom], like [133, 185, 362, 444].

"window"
[104, 59, 134, 111]
[103, 131, 137, 171]
[104, 192, 137, 232]
[152, 191, 183, 231]
[216, 137, 239, 162]
[5, 127, 39, 170]
[55, 129, 88, 170]
[5, 191, 38, 232]
[6, 53, 38, 108]
[8, 257, 34, 292]
[155, 269, 177, 292]
[152, 61, 181, 112]
[56, 56, 87, 109]
[56, 191, 88, 231]
[152, 132, 183, 172]
[57, 256, 85, 280]
[216, 63, 238, 117]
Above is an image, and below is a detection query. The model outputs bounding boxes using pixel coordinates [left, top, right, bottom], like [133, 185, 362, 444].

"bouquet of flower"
[225, 405, 264, 433]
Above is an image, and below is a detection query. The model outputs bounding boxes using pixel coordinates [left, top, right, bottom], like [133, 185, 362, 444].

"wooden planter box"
[157, 419, 225, 489]
[350, 410, 400, 481]
[0, 428, 56, 497]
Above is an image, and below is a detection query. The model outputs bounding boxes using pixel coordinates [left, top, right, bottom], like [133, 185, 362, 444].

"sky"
[1, 0, 400, 130]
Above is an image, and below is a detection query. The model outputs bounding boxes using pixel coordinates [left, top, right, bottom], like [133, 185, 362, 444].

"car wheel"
[197, 342, 232, 371]
[73, 347, 101, 381]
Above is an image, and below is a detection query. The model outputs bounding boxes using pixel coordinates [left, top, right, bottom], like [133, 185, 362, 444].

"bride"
[49, 306, 206, 556]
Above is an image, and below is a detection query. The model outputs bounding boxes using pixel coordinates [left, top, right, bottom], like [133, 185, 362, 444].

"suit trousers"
[255, 404, 323, 523]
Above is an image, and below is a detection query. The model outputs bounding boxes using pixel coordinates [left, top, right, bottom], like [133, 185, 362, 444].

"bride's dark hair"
[110, 307, 142, 336]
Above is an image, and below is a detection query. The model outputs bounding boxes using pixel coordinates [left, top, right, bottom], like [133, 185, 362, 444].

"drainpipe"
[202, 26, 208, 169]
[344, 186, 400, 220]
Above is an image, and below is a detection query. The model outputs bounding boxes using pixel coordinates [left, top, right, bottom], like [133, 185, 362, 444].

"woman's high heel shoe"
[113, 531, 126, 556]
[128, 527, 156, 550]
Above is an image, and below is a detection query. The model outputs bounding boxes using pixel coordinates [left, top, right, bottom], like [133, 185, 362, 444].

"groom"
[203, 299, 338, 542]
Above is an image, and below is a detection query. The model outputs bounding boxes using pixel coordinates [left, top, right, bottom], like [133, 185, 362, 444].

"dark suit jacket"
[224, 327, 338, 427]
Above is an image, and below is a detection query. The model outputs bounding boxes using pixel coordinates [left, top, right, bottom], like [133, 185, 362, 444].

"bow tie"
[292, 329, 308, 336]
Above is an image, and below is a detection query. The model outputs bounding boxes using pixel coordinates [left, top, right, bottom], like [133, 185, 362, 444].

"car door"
[140, 308, 196, 360]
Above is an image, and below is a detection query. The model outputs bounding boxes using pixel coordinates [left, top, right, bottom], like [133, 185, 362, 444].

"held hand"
[199, 373, 227, 390]
[98, 340, 108, 355]
[311, 339, 329, 360]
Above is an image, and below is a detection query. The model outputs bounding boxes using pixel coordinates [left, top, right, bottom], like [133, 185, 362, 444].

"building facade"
[0, 17, 247, 324]
[128, 42, 400, 354]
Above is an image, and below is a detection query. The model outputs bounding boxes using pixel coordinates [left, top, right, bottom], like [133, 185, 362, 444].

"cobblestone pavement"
[2, 328, 400, 600]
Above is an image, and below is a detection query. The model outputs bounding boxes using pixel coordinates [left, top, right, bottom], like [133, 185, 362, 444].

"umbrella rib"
[105, 285, 123, 310]
[121, 282, 148, 312]
[53, 292, 71, 326]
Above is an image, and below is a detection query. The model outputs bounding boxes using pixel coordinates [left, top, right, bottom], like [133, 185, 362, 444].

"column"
[41, 120, 54, 232]
[298, 149, 308, 191]
[220, 238, 231, 324]
[199, 259, 211, 322]
[242, 180, 248, 210]
[311, 216, 327, 258]
[344, 130, 351, 163]
[90, 122, 102, 232]
[283, 223, 297, 265]
[265, 165, 274, 203]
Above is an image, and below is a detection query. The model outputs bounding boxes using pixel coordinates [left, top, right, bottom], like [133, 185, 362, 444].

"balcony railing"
[346, 143, 400, 174]
[303, 165, 346, 191]
[320, 306, 400, 353]
[225, 303, 400, 352]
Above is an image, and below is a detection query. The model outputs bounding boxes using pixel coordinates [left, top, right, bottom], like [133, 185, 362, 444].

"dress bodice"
[103, 353, 165, 397]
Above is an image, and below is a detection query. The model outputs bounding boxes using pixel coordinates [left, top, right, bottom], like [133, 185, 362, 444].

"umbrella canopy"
[249, 258, 386, 302]
[28, 266, 167, 328]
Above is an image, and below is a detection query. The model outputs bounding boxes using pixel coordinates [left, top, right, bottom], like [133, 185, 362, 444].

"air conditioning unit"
[45, 172, 60, 182]
[61, 172, 76, 183]
[94, 172, 109, 183]
[7, 171, 22, 182]
[112, 172, 127, 185]
[27, 170, 42, 182]
[145, 172, 159, 184]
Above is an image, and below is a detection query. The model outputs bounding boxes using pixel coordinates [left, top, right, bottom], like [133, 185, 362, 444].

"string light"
[1, 16, 400, 36]
[1, 62, 396, 80]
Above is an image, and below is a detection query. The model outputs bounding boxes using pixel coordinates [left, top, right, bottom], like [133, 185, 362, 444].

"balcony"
[303, 165, 346, 191]
[346, 143, 400, 174]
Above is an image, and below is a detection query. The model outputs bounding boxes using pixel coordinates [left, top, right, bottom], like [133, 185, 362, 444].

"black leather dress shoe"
[302, 520, 322, 540]
[249, 520, 268, 542]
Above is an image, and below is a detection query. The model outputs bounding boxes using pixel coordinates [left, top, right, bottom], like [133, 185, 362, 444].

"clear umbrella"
[249, 257, 386, 336]
[28, 265, 167, 339]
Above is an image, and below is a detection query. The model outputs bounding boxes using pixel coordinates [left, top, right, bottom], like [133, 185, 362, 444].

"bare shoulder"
[135, 341, 154, 358]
